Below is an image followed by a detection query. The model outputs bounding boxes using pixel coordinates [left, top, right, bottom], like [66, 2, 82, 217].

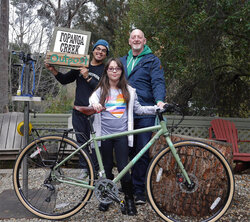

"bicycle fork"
[161, 122, 194, 189]
[165, 136, 194, 186]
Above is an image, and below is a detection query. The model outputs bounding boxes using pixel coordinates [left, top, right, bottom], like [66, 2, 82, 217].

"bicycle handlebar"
[74, 103, 182, 118]
[156, 103, 183, 122]
[158, 103, 182, 115]
[12, 51, 36, 62]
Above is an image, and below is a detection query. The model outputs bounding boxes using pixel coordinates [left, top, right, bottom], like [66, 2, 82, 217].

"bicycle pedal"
[120, 200, 126, 215]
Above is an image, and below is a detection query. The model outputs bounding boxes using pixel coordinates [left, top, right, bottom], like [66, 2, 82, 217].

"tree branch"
[65, 0, 90, 27]
[212, 64, 248, 77]
[225, 30, 250, 41]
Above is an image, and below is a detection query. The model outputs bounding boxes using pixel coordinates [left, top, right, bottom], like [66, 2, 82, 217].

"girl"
[89, 58, 161, 216]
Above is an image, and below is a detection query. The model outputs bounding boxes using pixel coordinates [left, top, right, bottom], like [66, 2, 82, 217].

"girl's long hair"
[96, 58, 130, 107]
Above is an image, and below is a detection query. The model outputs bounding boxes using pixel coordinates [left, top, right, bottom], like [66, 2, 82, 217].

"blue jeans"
[129, 117, 155, 195]
[72, 109, 98, 171]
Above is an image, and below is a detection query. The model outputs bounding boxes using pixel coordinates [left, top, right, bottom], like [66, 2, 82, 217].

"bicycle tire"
[146, 140, 234, 222]
[13, 135, 95, 220]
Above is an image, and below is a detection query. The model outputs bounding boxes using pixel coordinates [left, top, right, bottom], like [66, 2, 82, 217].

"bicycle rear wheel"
[146, 140, 234, 222]
[13, 135, 94, 220]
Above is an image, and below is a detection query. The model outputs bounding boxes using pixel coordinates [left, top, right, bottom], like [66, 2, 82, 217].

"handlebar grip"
[163, 103, 182, 114]
[163, 104, 176, 112]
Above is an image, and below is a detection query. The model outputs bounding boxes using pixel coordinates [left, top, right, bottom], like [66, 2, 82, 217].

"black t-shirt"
[55, 63, 104, 106]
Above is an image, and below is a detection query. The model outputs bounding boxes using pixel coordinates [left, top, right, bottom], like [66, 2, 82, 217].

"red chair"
[209, 119, 250, 172]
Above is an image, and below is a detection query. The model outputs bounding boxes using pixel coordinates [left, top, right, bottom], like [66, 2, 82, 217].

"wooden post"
[22, 62, 31, 195]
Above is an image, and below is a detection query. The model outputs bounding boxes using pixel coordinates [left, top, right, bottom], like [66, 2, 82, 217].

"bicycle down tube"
[53, 119, 192, 187]
[112, 119, 192, 185]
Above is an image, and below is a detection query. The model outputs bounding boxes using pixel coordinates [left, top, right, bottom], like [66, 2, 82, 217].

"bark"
[149, 134, 233, 217]
[0, 0, 9, 113]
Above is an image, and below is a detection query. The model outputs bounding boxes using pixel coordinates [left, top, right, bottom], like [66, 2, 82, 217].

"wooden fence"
[30, 114, 250, 153]
[0, 112, 249, 160]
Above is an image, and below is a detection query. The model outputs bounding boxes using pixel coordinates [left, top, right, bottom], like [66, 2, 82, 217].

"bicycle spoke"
[147, 141, 234, 222]
[13, 136, 94, 220]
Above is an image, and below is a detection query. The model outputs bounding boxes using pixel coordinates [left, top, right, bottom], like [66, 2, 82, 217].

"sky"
[8, 0, 95, 54]
[9, 1, 49, 53]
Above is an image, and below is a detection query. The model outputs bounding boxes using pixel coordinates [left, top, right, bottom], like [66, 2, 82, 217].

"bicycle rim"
[146, 140, 234, 222]
[13, 135, 94, 220]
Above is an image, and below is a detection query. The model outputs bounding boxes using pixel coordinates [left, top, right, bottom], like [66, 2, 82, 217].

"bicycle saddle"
[73, 106, 96, 116]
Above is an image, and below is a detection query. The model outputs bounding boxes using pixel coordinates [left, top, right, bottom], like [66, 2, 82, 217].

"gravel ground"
[0, 169, 249, 222]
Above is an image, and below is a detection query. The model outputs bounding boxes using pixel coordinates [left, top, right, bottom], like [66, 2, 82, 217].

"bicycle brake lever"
[163, 103, 182, 115]
[163, 103, 176, 112]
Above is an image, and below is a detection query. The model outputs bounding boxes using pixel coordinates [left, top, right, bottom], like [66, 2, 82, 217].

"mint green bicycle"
[13, 104, 234, 221]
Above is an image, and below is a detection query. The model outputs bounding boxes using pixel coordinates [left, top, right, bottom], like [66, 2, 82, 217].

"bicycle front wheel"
[146, 140, 234, 222]
[13, 135, 95, 220]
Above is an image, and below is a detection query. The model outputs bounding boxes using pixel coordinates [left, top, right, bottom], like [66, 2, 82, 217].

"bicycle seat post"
[87, 116, 95, 134]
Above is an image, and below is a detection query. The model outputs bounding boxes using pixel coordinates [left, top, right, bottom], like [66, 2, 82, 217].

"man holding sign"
[45, 39, 109, 177]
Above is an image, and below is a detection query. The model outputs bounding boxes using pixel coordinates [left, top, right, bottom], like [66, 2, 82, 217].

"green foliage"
[74, 0, 129, 55]
[44, 87, 73, 113]
[113, 20, 131, 57]
[9, 0, 249, 117]
[114, 0, 250, 117]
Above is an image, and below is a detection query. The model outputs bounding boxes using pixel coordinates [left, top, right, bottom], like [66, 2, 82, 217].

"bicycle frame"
[13, 104, 235, 221]
[52, 118, 192, 189]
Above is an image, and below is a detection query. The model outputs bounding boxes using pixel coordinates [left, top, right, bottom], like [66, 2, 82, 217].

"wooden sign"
[46, 27, 91, 68]
[46, 52, 90, 67]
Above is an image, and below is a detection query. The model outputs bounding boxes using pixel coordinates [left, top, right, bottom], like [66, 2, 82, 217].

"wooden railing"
[0, 112, 249, 160]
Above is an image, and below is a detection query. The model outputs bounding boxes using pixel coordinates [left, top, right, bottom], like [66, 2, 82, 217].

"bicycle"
[12, 51, 36, 97]
[13, 104, 235, 221]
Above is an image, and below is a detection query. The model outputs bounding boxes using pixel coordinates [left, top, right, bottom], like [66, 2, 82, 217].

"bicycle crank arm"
[104, 190, 121, 203]
[105, 191, 126, 214]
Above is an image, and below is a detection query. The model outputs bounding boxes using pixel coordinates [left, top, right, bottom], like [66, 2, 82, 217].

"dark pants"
[72, 109, 98, 171]
[129, 117, 155, 195]
[100, 136, 131, 182]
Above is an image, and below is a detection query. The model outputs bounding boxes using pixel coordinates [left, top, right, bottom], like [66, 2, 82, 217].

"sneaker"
[135, 193, 146, 205]
[126, 198, 137, 215]
[77, 169, 88, 179]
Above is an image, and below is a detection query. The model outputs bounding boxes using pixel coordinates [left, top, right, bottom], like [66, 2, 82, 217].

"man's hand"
[157, 101, 165, 109]
[45, 63, 58, 76]
[79, 66, 89, 79]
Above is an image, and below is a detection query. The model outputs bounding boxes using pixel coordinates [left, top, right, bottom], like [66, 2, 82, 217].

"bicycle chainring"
[94, 178, 119, 204]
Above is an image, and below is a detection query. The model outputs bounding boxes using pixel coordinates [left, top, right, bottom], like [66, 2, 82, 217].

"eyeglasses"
[95, 46, 107, 53]
[107, 67, 122, 72]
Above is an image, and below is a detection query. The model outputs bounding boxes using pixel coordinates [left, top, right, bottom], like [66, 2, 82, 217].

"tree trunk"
[0, 0, 9, 113]
[149, 134, 233, 217]
[150, 134, 233, 165]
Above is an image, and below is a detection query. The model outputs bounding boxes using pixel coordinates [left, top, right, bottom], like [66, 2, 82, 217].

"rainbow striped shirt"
[105, 91, 126, 118]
